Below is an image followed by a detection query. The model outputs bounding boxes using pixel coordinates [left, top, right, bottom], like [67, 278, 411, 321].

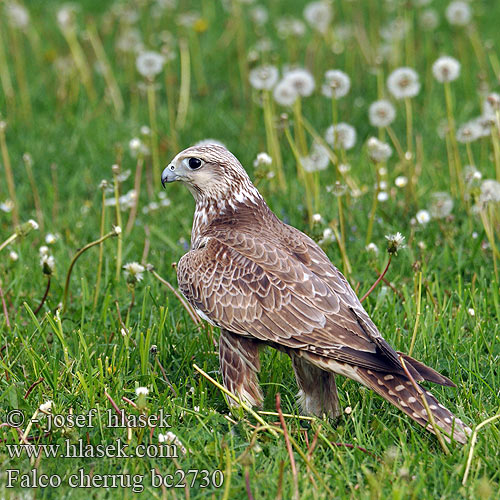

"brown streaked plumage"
[162, 144, 471, 444]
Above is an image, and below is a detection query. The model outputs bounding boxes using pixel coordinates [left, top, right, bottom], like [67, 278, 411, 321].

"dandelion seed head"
[300, 142, 330, 173]
[319, 228, 335, 244]
[369, 100, 396, 127]
[45, 233, 58, 244]
[325, 123, 357, 150]
[129, 137, 142, 153]
[367, 137, 392, 162]
[28, 219, 39, 231]
[429, 192, 454, 218]
[113, 226, 122, 235]
[135, 386, 149, 396]
[250, 6, 268, 25]
[445, 1, 471, 26]
[468, 308, 475, 316]
[276, 17, 306, 38]
[377, 191, 389, 202]
[387, 67, 421, 99]
[273, 79, 298, 106]
[463, 165, 482, 185]
[338, 163, 351, 174]
[5, 3, 30, 29]
[40, 254, 55, 274]
[136, 51, 165, 79]
[57, 5, 76, 30]
[419, 9, 439, 30]
[479, 179, 500, 204]
[416, 209, 431, 225]
[116, 29, 143, 54]
[312, 213, 323, 223]
[322, 70, 350, 99]
[283, 68, 315, 97]
[123, 262, 145, 282]
[303, 1, 332, 34]
[249, 65, 279, 91]
[432, 56, 461, 83]
[456, 121, 482, 143]
[9, 251, 19, 262]
[380, 18, 409, 42]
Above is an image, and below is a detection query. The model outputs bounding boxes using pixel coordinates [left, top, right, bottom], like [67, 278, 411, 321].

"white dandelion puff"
[479, 179, 500, 204]
[429, 192, 454, 218]
[273, 78, 298, 106]
[456, 121, 482, 143]
[387, 67, 421, 99]
[385, 232, 406, 255]
[303, 1, 332, 34]
[283, 68, 315, 97]
[432, 56, 461, 83]
[419, 9, 439, 30]
[249, 65, 279, 91]
[325, 123, 357, 150]
[367, 137, 392, 162]
[123, 262, 145, 282]
[135, 386, 149, 396]
[5, 3, 30, 29]
[9, 251, 19, 262]
[300, 142, 330, 172]
[253, 152, 273, 168]
[322, 70, 350, 99]
[136, 51, 165, 79]
[369, 100, 396, 128]
[445, 1, 471, 26]
[366, 243, 379, 254]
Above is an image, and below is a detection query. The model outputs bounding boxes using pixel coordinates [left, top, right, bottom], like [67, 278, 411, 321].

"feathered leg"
[219, 329, 263, 407]
[290, 353, 341, 418]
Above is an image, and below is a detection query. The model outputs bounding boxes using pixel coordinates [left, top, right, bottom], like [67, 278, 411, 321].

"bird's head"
[162, 144, 260, 204]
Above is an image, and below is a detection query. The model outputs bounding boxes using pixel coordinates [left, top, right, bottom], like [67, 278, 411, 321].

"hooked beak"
[161, 165, 178, 188]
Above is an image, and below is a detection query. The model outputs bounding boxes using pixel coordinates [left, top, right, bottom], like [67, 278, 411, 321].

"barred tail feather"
[357, 367, 471, 444]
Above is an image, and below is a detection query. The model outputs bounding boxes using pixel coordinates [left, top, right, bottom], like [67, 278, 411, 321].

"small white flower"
[129, 137, 142, 153]
[253, 152, 273, 167]
[445, 1, 471, 26]
[40, 254, 55, 274]
[39, 401, 53, 413]
[39, 246, 50, 256]
[367, 137, 392, 162]
[140, 125, 151, 135]
[57, 5, 76, 30]
[300, 142, 330, 172]
[135, 387, 149, 396]
[416, 209, 431, 225]
[369, 100, 396, 128]
[312, 213, 323, 223]
[432, 56, 461, 83]
[325, 123, 357, 150]
[1, 200, 14, 213]
[467, 308, 475, 317]
[276, 17, 306, 38]
[9, 251, 19, 262]
[322, 70, 351, 99]
[123, 262, 145, 282]
[28, 219, 39, 230]
[429, 192, 454, 218]
[387, 67, 421, 100]
[283, 68, 315, 97]
[45, 233, 58, 244]
[158, 431, 187, 454]
[272, 79, 298, 106]
[250, 5, 268, 25]
[366, 242, 379, 254]
[319, 228, 335, 244]
[136, 51, 165, 79]
[395, 176, 408, 188]
[113, 226, 122, 235]
[344, 406, 352, 415]
[385, 232, 406, 255]
[249, 65, 279, 91]
[303, 1, 332, 35]
[377, 191, 389, 202]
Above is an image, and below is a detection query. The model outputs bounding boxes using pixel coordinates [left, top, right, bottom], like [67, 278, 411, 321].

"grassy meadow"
[1, 0, 500, 498]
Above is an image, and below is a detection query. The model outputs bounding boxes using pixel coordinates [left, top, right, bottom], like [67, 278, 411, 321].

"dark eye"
[188, 157, 202, 169]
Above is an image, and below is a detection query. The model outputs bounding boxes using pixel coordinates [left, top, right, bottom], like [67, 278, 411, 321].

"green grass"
[1, 0, 499, 498]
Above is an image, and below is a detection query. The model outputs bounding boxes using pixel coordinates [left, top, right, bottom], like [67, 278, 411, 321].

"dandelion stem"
[385, 125, 405, 162]
[146, 82, 161, 188]
[0, 233, 18, 254]
[125, 157, 144, 235]
[34, 277, 51, 316]
[93, 188, 107, 310]
[176, 39, 191, 130]
[0, 124, 20, 227]
[62, 230, 118, 314]
[23, 155, 44, 232]
[444, 82, 463, 197]
[87, 22, 124, 117]
[293, 98, 308, 156]
[365, 168, 380, 246]
[262, 90, 285, 190]
[360, 256, 391, 302]
[0, 284, 11, 330]
[0, 30, 15, 112]
[112, 168, 123, 282]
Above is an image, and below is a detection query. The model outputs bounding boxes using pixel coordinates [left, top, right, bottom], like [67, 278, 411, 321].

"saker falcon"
[162, 144, 470, 444]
